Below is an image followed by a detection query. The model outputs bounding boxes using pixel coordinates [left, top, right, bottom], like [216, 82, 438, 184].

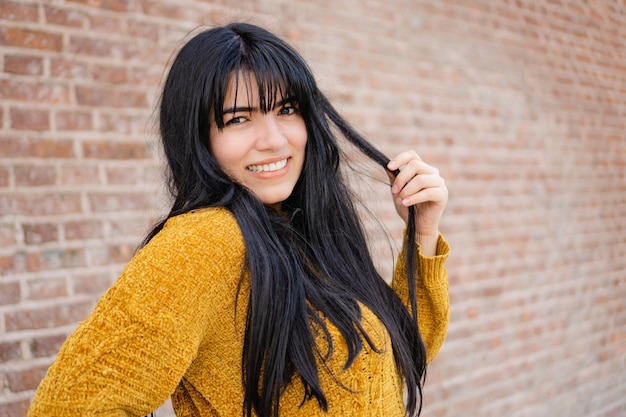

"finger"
[400, 186, 448, 207]
[396, 177, 447, 205]
[391, 160, 439, 194]
[387, 150, 422, 171]
[396, 174, 444, 200]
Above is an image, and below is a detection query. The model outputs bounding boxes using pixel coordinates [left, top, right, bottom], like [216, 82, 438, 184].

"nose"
[254, 114, 287, 151]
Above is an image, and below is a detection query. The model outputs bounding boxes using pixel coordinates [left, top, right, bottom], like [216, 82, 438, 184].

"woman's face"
[209, 74, 308, 205]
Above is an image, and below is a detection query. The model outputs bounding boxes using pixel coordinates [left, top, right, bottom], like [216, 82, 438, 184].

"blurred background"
[1, 1, 624, 416]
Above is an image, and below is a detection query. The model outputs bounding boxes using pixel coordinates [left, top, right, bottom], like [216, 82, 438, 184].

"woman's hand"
[387, 150, 448, 256]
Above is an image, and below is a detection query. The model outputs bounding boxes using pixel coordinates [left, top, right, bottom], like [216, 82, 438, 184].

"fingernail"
[387, 160, 396, 169]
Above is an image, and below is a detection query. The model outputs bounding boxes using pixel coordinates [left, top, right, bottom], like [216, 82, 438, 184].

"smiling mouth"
[247, 158, 288, 173]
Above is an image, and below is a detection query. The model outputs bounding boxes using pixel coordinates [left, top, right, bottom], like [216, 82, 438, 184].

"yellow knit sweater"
[29, 207, 450, 417]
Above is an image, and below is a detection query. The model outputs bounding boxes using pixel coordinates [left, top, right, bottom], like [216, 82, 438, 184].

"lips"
[247, 158, 288, 173]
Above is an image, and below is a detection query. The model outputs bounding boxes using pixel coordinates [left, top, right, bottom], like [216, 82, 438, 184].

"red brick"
[0, 223, 16, 246]
[56, 110, 93, 131]
[2, 252, 32, 275]
[88, 243, 135, 265]
[38, 248, 86, 270]
[75, 85, 148, 108]
[45, 5, 86, 27]
[93, 64, 128, 84]
[111, 244, 137, 263]
[10, 108, 49, 131]
[0, 136, 75, 158]
[127, 19, 160, 41]
[110, 218, 147, 236]
[0, 193, 82, 216]
[70, 34, 148, 61]
[25, 252, 41, 273]
[105, 165, 140, 184]
[0, 166, 9, 187]
[0, 255, 16, 275]
[64, 220, 103, 240]
[87, 13, 123, 33]
[130, 65, 163, 86]
[5, 302, 92, 331]
[137, 0, 179, 18]
[69, 35, 116, 57]
[23, 223, 59, 244]
[88, 192, 152, 212]
[0, 399, 30, 417]
[72, 272, 112, 295]
[51, 57, 89, 79]
[0, 27, 63, 51]
[0, 341, 22, 362]
[141, 0, 201, 21]
[28, 277, 68, 300]
[6, 365, 49, 392]
[98, 112, 133, 133]
[59, 164, 100, 185]
[0, 1, 38, 22]
[83, 140, 151, 159]
[0, 281, 21, 305]
[31, 333, 68, 358]
[14, 165, 57, 187]
[68, 0, 131, 12]
[0, 80, 69, 103]
[4, 55, 44, 75]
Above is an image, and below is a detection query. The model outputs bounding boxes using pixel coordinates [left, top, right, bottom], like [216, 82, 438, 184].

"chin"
[257, 189, 294, 206]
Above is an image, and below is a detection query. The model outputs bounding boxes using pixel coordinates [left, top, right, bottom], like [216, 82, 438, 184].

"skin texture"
[209, 74, 308, 206]
[388, 152, 448, 256]
[210, 74, 449, 256]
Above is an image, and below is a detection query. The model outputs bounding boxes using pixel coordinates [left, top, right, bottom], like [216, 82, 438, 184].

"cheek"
[291, 122, 308, 152]
[298, 131, 308, 149]
[209, 136, 242, 178]
[213, 148, 243, 180]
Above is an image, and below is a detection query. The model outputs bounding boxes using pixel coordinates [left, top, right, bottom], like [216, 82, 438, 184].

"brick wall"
[1, 1, 624, 417]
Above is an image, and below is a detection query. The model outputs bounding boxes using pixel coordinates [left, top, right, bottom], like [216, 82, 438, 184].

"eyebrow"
[222, 96, 297, 115]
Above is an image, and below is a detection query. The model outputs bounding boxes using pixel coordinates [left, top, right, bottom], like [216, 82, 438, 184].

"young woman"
[29, 22, 450, 417]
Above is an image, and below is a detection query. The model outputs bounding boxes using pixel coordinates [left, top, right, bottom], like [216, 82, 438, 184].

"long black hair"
[148, 22, 426, 416]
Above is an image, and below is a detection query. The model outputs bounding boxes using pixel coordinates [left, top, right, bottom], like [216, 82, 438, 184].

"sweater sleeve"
[392, 234, 450, 364]
[28, 208, 246, 417]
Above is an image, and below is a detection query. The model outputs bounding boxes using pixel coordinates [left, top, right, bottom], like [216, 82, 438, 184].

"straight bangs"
[210, 36, 316, 130]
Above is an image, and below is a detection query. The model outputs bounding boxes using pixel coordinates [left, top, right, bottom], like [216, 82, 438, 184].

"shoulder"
[163, 207, 240, 236]
[160, 207, 242, 246]
[140, 207, 245, 266]
[163, 206, 239, 231]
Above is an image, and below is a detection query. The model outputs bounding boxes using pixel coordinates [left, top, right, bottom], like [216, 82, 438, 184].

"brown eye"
[225, 116, 247, 125]
[279, 105, 297, 115]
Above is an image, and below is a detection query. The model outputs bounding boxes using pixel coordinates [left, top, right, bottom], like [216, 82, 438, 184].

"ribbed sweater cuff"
[417, 234, 450, 290]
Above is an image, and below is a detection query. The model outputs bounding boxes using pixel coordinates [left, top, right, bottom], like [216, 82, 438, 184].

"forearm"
[392, 234, 450, 363]
[417, 232, 440, 257]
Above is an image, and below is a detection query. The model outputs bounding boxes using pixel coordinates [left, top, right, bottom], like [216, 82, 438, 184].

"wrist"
[417, 232, 439, 257]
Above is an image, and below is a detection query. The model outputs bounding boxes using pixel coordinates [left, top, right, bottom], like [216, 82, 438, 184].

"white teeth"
[247, 159, 287, 173]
